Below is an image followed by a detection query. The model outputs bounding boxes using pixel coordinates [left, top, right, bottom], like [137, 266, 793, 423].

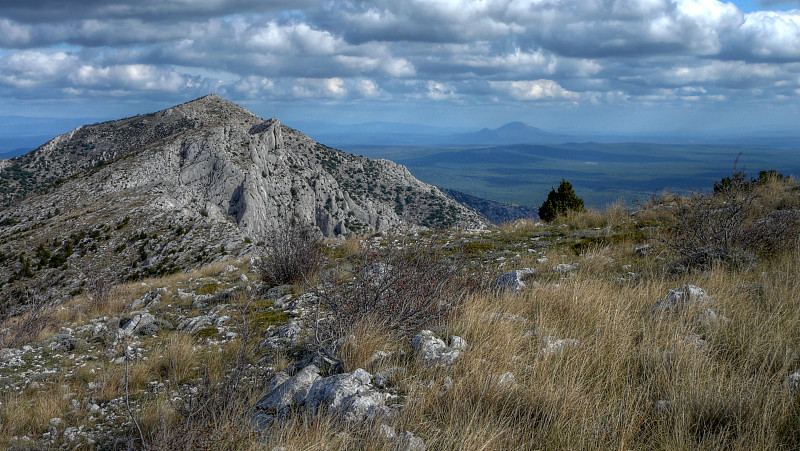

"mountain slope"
[0, 95, 485, 311]
[442, 189, 539, 223]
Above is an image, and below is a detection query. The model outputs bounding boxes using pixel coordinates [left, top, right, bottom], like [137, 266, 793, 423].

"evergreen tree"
[538, 179, 585, 222]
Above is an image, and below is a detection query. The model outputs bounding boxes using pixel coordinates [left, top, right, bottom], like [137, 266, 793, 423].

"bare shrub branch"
[310, 237, 481, 351]
[0, 284, 56, 348]
[661, 166, 800, 272]
[257, 219, 325, 287]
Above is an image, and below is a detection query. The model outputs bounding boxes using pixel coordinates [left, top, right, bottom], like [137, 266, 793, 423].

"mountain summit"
[444, 121, 570, 145]
[0, 95, 484, 309]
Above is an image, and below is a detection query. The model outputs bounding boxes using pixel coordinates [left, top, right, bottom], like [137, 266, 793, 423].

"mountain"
[443, 121, 572, 145]
[0, 95, 485, 311]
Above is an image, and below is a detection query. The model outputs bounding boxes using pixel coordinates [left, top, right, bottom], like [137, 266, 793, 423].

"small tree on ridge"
[538, 179, 585, 222]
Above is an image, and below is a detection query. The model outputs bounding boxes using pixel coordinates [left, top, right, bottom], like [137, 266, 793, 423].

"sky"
[1, 0, 800, 137]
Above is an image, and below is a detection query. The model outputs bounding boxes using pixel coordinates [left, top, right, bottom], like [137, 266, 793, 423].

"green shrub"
[538, 179, 585, 222]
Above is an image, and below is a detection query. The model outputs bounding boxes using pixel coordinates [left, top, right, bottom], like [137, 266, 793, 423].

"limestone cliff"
[0, 95, 485, 310]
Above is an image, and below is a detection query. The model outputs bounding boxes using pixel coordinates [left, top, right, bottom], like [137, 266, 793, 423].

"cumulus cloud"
[490, 80, 581, 101]
[0, 0, 800, 111]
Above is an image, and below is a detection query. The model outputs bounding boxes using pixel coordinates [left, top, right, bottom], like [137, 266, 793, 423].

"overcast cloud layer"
[1, 0, 799, 133]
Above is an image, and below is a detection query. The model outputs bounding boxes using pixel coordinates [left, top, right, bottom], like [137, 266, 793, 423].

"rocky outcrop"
[0, 95, 485, 310]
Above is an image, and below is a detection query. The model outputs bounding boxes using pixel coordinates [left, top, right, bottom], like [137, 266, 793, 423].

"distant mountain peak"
[496, 121, 543, 132]
[444, 121, 567, 145]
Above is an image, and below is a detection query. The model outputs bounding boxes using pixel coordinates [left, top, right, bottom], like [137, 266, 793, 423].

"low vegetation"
[1, 172, 799, 450]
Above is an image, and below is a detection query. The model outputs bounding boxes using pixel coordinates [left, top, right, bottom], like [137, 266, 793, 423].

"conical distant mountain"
[0, 95, 485, 311]
[444, 121, 571, 145]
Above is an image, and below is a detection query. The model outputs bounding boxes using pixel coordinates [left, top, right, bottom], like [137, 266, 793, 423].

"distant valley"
[345, 142, 800, 209]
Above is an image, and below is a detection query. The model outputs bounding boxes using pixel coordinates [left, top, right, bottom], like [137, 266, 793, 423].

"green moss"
[464, 241, 493, 255]
[570, 230, 647, 255]
[252, 310, 290, 334]
[195, 326, 219, 338]
[196, 283, 219, 295]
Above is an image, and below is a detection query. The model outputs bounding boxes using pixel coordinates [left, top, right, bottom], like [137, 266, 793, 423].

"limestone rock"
[553, 263, 578, 273]
[412, 330, 461, 367]
[652, 284, 709, 314]
[255, 364, 321, 413]
[540, 336, 580, 355]
[305, 368, 393, 422]
[495, 268, 536, 291]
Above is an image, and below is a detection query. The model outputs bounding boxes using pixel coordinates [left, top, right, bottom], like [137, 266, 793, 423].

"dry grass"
[4, 188, 800, 450]
[263, 216, 800, 449]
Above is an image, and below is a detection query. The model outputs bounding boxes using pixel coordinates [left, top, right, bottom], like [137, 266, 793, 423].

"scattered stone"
[239, 274, 249, 283]
[695, 308, 730, 328]
[553, 263, 577, 273]
[412, 330, 461, 367]
[119, 313, 156, 337]
[265, 285, 294, 300]
[130, 290, 161, 310]
[634, 244, 653, 256]
[540, 336, 580, 355]
[46, 334, 78, 352]
[224, 264, 237, 273]
[652, 284, 710, 314]
[450, 335, 468, 351]
[495, 268, 537, 291]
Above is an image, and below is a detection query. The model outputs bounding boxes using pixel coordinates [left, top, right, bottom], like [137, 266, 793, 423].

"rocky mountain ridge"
[0, 95, 485, 312]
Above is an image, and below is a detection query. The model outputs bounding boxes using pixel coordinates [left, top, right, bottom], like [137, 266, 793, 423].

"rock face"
[0, 95, 485, 311]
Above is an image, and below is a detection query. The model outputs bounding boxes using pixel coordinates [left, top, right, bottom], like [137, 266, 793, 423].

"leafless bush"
[257, 220, 325, 286]
[0, 284, 56, 348]
[662, 169, 800, 272]
[88, 276, 112, 310]
[311, 238, 480, 351]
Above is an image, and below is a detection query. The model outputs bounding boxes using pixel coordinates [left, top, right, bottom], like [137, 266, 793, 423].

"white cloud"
[0, 50, 77, 87]
[490, 79, 580, 100]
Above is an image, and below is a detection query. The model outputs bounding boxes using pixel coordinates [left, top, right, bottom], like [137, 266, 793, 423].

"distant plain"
[343, 143, 800, 209]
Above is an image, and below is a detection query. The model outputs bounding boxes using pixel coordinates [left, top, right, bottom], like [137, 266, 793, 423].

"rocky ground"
[2, 177, 800, 450]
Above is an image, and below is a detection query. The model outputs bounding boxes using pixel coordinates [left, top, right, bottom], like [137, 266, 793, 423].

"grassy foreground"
[1, 178, 800, 449]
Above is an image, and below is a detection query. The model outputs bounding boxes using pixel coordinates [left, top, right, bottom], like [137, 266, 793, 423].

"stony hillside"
[0, 95, 485, 312]
[443, 188, 539, 223]
[1, 174, 799, 449]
